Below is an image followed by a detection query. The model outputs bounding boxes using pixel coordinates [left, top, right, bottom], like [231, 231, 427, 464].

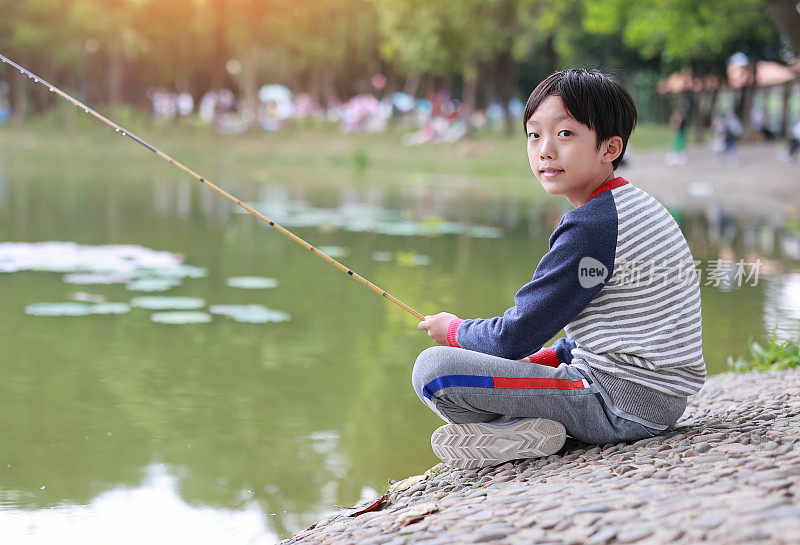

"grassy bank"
[0, 109, 671, 192]
[728, 331, 800, 372]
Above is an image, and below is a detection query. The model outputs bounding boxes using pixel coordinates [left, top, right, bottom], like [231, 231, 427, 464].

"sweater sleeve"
[452, 211, 617, 360]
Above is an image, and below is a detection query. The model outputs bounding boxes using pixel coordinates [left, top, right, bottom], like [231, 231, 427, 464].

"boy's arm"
[445, 214, 616, 360]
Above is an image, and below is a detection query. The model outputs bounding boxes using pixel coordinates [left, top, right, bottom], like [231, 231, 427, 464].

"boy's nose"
[539, 142, 555, 160]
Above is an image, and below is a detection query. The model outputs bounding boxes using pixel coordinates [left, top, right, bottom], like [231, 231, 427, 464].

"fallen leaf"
[388, 474, 426, 493]
[393, 503, 439, 527]
[335, 493, 389, 517]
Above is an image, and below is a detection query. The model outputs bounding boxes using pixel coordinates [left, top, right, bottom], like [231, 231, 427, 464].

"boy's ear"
[600, 136, 624, 165]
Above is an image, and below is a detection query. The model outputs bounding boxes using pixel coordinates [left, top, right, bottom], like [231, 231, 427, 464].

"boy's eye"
[528, 132, 539, 140]
[558, 130, 572, 137]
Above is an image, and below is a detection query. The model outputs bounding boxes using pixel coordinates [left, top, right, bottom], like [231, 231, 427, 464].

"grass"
[0, 106, 671, 194]
[727, 330, 800, 372]
[426, 466, 444, 477]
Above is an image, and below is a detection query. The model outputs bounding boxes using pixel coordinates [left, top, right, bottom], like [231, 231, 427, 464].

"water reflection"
[763, 274, 800, 340]
[135, 171, 800, 269]
[0, 464, 276, 544]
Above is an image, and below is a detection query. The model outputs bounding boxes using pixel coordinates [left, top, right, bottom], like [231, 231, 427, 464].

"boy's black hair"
[523, 69, 637, 170]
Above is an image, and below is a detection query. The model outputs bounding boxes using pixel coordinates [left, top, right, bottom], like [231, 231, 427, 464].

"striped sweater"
[447, 177, 706, 425]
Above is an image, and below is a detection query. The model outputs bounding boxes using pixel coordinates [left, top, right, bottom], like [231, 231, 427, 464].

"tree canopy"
[0, 0, 796, 123]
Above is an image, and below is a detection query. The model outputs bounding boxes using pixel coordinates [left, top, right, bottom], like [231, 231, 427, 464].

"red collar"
[586, 177, 629, 203]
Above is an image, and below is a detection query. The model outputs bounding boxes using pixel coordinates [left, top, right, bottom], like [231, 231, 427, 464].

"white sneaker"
[430, 417, 566, 469]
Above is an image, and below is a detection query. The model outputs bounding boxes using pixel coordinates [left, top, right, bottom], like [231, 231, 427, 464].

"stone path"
[279, 368, 800, 545]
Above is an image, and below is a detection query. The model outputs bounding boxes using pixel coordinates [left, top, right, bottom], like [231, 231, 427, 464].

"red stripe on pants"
[492, 377, 585, 390]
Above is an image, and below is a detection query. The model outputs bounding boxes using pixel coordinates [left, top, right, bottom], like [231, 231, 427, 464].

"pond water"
[1, 148, 799, 542]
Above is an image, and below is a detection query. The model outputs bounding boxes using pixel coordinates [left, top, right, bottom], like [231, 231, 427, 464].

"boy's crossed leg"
[412, 345, 657, 468]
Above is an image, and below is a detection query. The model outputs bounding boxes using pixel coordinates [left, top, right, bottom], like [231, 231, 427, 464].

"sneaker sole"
[430, 418, 566, 470]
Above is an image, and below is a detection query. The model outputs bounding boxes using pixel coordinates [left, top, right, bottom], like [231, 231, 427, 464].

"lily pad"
[230, 308, 290, 324]
[208, 304, 266, 316]
[33, 263, 82, 273]
[226, 276, 278, 289]
[209, 304, 290, 324]
[0, 242, 184, 275]
[135, 265, 208, 279]
[375, 222, 421, 237]
[317, 246, 348, 258]
[151, 311, 212, 324]
[371, 251, 393, 262]
[90, 303, 131, 315]
[130, 296, 206, 310]
[395, 252, 431, 267]
[25, 302, 91, 316]
[71, 292, 107, 303]
[126, 278, 182, 292]
[470, 226, 503, 239]
[63, 273, 132, 285]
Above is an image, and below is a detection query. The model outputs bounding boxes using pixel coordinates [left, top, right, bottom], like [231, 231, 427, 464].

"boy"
[414, 69, 705, 469]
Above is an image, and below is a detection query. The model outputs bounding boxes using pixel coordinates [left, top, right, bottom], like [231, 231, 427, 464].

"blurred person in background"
[665, 107, 688, 166]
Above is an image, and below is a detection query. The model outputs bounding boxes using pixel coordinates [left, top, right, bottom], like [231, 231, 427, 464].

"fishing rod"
[0, 53, 424, 320]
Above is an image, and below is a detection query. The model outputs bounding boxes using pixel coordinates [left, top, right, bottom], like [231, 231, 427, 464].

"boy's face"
[525, 95, 619, 207]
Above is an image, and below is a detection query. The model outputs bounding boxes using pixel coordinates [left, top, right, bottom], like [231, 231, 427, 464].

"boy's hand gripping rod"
[0, 53, 424, 320]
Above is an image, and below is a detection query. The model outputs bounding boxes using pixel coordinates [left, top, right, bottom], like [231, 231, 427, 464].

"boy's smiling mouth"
[539, 167, 564, 178]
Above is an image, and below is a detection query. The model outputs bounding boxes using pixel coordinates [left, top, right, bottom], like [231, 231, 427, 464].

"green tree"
[373, 0, 529, 134]
[0, 0, 87, 121]
[584, 0, 775, 68]
[584, 0, 780, 135]
[763, 0, 800, 55]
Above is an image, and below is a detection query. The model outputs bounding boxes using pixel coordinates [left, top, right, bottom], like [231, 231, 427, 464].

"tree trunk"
[241, 44, 259, 129]
[11, 67, 27, 125]
[475, 60, 489, 111]
[682, 89, 702, 143]
[495, 50, 515, 137]
[210, 0, 229, 91]
[462, 61, 478, 138]
[34, 59, 55, 114]
[707, 88, 719, 131]
[310, 66, 323, 107]
[82, 51, 96, 106]
[383, 61, 398, 97]
[779, 81, 791, 137]
[738, 61, 757, 138]
[108, 48, 124, 115]
[322, 62, 338, 108]
[62, 70, 78, 134]
[690, 61, 708, 141]
[543, 35, 557, 75]
[402, 72, 422, 98]
[764, 0, 800, 55]
[693, 91, 706, 142]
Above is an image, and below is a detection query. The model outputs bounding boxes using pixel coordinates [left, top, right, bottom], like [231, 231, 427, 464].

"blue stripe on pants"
[423, 374, 494, 399]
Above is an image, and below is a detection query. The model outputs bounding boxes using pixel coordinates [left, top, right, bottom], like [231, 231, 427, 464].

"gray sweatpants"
[412, 346, 666, 445]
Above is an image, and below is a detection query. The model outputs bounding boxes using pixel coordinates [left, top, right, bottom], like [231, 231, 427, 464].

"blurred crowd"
[663, 105, 800, 166]
[143, 83, 524, 145]
[1, 75, 797, 159]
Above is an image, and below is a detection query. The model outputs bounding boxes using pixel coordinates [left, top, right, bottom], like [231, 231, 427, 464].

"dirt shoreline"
[620, 142, 800, 221]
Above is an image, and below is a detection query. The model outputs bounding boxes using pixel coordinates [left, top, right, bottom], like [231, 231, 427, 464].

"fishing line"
[0, 53, 424, 320]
